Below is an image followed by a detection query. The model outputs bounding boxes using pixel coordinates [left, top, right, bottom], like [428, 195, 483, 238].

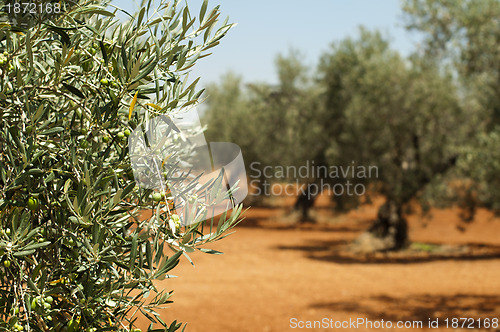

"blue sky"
[113, 0, 421, 87]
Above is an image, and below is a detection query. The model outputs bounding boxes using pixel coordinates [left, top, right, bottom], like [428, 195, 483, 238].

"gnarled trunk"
[354, 200, 409, 252]
[352, 155, 458, 252]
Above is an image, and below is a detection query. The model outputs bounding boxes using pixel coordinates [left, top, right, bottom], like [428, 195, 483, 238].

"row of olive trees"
[203, 0, 500, 251]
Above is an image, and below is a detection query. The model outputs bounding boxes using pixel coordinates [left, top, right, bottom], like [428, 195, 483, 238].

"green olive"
[124, 129, 131, 137]
[30, 298, 37, 309]
[100, 78, 109, 86]
[45, 296, 53, 304]
[27, 197, 39, 211]
[116, 132, 125, 140]
[102, 135, 110, 143]
[80, 140, 89, 149]
[171, 214, 180, 223]
[3, 260, 11, 268]
[152, 192, 162, 202]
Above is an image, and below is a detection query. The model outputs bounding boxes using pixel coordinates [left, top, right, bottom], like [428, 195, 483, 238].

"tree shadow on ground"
[275, 239, 351, 252]
[275, 238, 500, 264]
[239, 219, 368, 233]
[310, 293, 500, 329]
[238, 206, 371, 233]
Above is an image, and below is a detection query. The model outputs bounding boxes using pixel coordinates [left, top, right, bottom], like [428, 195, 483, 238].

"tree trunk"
[293, 183, 320, 223]
[354, 199, 409, 252]
[332, 193, 360, 212]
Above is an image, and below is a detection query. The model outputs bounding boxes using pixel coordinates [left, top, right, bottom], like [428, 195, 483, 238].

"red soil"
[138, 192, 500, 331]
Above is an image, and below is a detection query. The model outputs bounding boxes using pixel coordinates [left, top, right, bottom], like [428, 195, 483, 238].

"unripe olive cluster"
[12, 323, 24, 331]
[166, 213, 182, 234]
[0, 49, 18, 77]
[75, 123, 132, 149]
[0, 51, 9, 65]
[99, 77, 119, 88]
[30, 294, 53, 313]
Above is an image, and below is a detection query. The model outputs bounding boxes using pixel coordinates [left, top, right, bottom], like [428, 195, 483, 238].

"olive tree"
[403, 0, 500, 214]
[0, 0, 242, 331]
[318, 29, 468, 250]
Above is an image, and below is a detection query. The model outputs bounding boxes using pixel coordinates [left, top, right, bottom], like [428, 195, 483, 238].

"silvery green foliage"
[403, 0, 500, 212]
[0, 0, 242, 330]
[129, 108, 248, 227]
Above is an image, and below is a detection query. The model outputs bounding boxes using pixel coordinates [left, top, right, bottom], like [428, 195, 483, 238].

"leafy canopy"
[0, 0, 242, 331]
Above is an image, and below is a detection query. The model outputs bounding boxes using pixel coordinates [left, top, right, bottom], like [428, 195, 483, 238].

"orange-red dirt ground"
[138, 192, 500, 331]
